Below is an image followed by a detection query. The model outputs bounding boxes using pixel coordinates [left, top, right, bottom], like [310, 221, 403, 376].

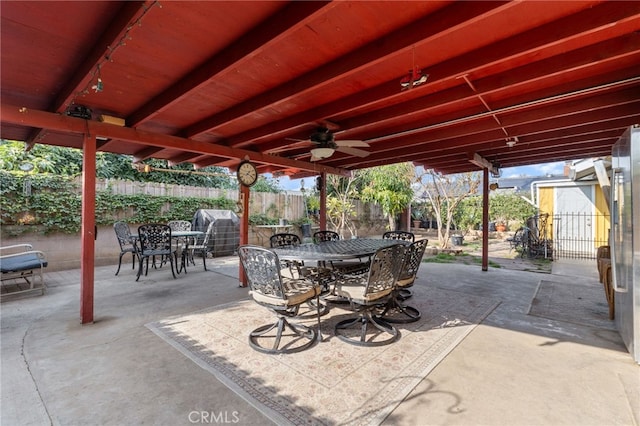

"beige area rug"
[528, 280, 616, 330]
[147, 287, 500, 426]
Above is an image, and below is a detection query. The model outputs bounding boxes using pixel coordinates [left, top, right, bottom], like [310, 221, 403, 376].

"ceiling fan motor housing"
[310, 127, 334, 145]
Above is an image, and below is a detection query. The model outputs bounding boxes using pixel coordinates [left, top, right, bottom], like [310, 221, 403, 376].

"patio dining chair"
[333, 243, 406, 346]
[113, 221, 139, 276]
[167, 219, 195, 266]
[136, 224, 178, 281]
[167, 220, 192, 231]
[313, 230, 340, 243]
[382, 230, 415, 242]
[238, 245, 321, 354]
[190, 222, 215, 271]
[270, 233, 304, 277]
[378, 238, 428, 323]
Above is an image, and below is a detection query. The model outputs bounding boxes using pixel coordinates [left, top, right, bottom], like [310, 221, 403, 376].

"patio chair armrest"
[0, 244, 34, 255]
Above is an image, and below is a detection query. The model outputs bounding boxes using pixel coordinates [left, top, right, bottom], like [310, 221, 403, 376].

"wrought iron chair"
[382, 230, 415, 242]
[313, 230, 340, 243]
[270, 233, 301, 248]
[136, 224, 178, 281]
[167, 220, 192, 232]
[113, 221, 139, 276]
[333, 244, 406, 346]
[238, 245, 321, 354]
[378, 238, 428, 323]
[190, 222, 215, 271]
[270, 233, 303, 276]
[167, 220, 194, 268]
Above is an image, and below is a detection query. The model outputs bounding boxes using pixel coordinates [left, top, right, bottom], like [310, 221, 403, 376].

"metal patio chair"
[378, 238, 428, 323]
[313, 230, 340, 243]
[238, 245, 321, 354]
[190, 222, 215, 271]
[136, 224, 178, 281]
[113, 221, 139, 276]
[333, 243, 406, 346]
[382, 230, 415, 242]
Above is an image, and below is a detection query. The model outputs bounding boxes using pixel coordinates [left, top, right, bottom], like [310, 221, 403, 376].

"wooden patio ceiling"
[2, 1, 639, 178]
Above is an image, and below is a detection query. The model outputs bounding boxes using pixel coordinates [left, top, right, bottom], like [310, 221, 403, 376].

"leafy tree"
[0, 140, 265, 190]
[326, 173, 361, 238]
[251, 175, 281, 193]
[0, 140, 82, 174]
[416, 170, 481, 248]
[489, 193, 536, 229]
[359, 163, 415, 231]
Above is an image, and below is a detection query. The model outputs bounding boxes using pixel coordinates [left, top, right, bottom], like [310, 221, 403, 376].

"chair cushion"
[334, 277, 393, 304]
[1, 253, 48, 273]
[250, 278, 320, 307]
[396, 276, 415, 288]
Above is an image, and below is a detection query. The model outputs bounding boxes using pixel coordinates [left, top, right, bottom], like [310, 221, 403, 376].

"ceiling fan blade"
[336, 146, 370, 157]
[335, 139, 369, 148]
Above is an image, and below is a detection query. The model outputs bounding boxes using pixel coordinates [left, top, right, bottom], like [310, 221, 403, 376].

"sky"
[275, 160, 568, 191]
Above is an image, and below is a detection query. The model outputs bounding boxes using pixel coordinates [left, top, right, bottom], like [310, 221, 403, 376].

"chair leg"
[335, 309, 399, 347]
[136, 257, 145, 281]
[170, 254, 177, 279]
[202, 251, 207, 271]
[115, 253, 125, 276]
[378, 293, 421, 324]
[249, 316, 316, 354]
[397, 288, 412, 300]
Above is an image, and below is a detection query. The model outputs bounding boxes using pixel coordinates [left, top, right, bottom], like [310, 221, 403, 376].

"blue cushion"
[0, 253, 48, 273]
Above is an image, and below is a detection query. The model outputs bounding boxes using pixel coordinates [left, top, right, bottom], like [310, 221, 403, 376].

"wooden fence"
[93, 178, 386, 229]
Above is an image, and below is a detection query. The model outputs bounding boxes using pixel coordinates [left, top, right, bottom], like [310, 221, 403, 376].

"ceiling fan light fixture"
[310, 147, 335, 159]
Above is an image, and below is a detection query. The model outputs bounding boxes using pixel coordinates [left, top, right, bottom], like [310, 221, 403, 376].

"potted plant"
[292, 216, 313, 238]
[495, 219, 507, 232]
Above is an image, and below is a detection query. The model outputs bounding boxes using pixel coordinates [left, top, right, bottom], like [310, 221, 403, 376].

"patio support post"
[238, 185, 250, 287]
[80, 133, 97, 323]
[482, 168, 489, 271]
[319, 172, 327, 231]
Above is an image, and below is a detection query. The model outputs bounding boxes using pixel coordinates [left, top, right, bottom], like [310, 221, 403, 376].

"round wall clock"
[236, 160, 258, 187]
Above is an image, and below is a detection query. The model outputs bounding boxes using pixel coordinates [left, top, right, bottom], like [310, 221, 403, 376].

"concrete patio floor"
[2, 255, 638, 426]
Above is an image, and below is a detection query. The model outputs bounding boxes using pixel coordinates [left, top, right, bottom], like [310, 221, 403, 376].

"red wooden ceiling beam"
[331, 105, 640, 171]
[2, 104, 348, 176]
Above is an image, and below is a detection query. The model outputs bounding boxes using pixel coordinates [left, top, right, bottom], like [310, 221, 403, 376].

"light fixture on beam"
[506, 136, 518, 148]
[99, 114, 125, 126]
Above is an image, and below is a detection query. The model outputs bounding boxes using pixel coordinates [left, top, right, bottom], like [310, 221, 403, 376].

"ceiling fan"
[305, 127, 370, 161]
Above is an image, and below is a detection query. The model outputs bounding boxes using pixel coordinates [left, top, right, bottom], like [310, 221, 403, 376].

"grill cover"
[191, 209, 240, 256]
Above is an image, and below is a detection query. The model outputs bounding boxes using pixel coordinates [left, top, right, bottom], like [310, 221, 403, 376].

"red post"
[238, 185, 250, 287]
[319, 172, 327, 230]
[482, 168, 489, 271]
[80, 133, 96, 323]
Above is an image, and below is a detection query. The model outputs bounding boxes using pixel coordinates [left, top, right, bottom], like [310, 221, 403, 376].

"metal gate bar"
[552, 212, 609, 260]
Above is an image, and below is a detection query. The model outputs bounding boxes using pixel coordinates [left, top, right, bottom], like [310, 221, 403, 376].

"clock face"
[237, 161, 258, 187]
